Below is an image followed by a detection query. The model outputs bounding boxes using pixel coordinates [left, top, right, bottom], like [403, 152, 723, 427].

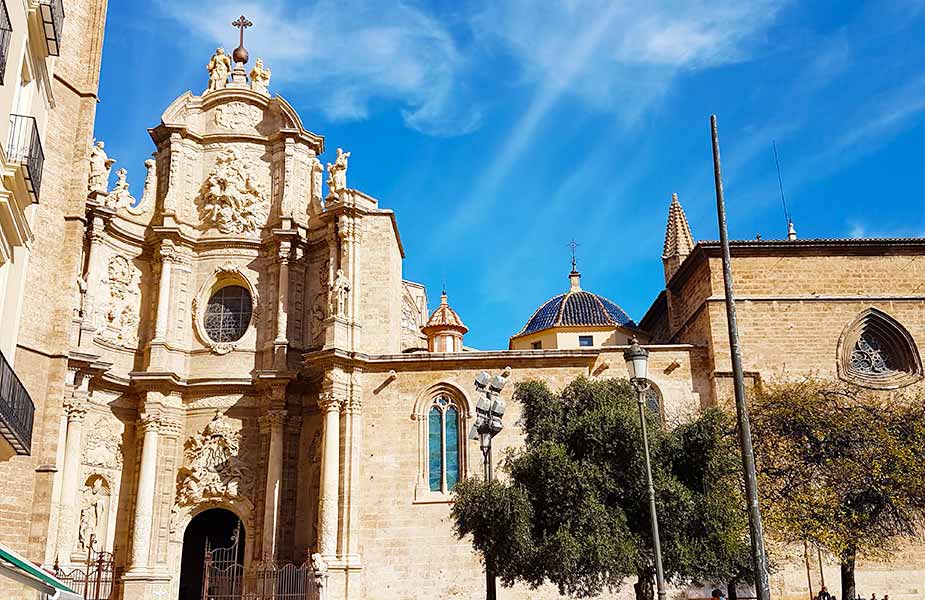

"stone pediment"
[152, 89, 324, 152]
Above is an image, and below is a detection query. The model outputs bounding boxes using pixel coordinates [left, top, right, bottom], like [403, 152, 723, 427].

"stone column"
[340, 374, 362, 563]
[260, 409, 287, 563]
[128, 413, 160, 573]
[316, 392, 341, 558]
[56, 390, 88, 564]
[276, 244, 290, 344]
[79, 215, 108, 350]
[152, 247, 174, 343]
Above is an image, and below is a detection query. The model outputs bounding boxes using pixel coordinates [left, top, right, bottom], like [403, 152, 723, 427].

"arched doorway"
[178, 508, 244, 600]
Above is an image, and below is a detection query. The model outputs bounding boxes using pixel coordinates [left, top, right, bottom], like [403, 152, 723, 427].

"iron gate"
[54, 544, 115, 600]
[201, 521, 244, 599]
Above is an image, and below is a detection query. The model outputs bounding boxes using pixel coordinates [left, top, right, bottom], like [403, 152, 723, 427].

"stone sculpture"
[326, 148, 350, 197]
[96, 255, 139, 348]
[206, 48, 232, 92]
[331, 269, 350, 318]
[78, 478, 107, 551]
[249, 58, 271, 95]
[198, 147, 268, 235]
[105, 168, 135, 210]
[88, 140, 115, 194]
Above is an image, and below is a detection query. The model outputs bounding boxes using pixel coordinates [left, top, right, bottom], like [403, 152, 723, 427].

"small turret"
[662, 192, 695, 283]
[421, 291, 468, 353]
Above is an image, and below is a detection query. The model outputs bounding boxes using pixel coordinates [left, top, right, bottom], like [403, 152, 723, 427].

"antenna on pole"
[772, 140, 796, 240]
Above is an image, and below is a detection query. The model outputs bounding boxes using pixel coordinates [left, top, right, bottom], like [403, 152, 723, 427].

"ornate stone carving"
[126, 158, 155, 216]
[88, 140, 115, 195]
[214, 102, 263, 129]
[64, 398, 88, 422]
[325, 148, 350, 197]
[171, 413, 254, 531]
[82, 416, 123, 470]
[197, 147, 269, 235]
[95, 255, 140, 348]
[206, 48, 232, 92]
[258, 410, 287, 433]
[331, 269, 350, 318]
[105, 168, 135, 210]
[249, 58, 271, 96]
[77, 476, 109, 551]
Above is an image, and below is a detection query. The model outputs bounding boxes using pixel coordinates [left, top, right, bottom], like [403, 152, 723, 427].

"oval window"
[203, 285, 253, 343]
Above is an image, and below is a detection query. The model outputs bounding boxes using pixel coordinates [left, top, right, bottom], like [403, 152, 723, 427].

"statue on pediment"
[105, 168, 135, 210]
[249, 58, 271, 95]
[206, 48, 232, 92]
[326, 148, 350, 197]
[88, 140, 115, 195]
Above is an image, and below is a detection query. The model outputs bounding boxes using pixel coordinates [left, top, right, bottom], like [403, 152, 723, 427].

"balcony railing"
[8, 114, 45, 200]
[0, 349, 34, 455]
[39, 0, 63, 56]
[0, 1, 10, 84]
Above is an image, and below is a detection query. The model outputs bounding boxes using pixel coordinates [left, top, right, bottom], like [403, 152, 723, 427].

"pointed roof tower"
[662, 193, 695, 282]
[421, 291, 468, 352]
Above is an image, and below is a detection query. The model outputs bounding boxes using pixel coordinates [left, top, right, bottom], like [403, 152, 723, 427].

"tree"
[750, 379, 925, 599]
[452, 377, 751, 600]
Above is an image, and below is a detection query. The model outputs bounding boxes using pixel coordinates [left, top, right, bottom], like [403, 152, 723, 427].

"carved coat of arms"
[197, 147, 268, 235]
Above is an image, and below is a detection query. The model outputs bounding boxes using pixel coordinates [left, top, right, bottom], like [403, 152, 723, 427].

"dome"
[514, 271, 634, 337]
[422, 292, 468, 335]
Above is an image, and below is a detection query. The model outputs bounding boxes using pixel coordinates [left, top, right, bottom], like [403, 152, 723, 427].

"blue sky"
[95, 1, 925, 350]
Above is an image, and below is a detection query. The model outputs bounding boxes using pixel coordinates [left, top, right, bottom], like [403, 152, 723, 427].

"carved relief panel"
[93, 254, 143, 350]
[196, 145, 270, 236]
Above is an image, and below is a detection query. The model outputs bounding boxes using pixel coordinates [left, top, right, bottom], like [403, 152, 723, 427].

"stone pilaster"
[316, 369, 346, 559]
[339, 369, 362, 566]
[55, 375, 89, 565]
[128, 413, 160, 573]
[259, 408, 287, 562]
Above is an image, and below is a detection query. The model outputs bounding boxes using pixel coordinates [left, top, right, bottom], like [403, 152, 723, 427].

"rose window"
[203, 285, 253, 343]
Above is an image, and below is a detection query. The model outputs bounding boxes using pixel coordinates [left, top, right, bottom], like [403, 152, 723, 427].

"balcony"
[39, 0, 63, 56]
[0, 349, 34, 456]
[0, 1, 10, 83]
[8, 114, 44, 200]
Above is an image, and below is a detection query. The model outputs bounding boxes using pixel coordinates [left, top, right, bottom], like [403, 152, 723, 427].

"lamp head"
[474, 371, 491, 391]
[623, 336, 649, 382]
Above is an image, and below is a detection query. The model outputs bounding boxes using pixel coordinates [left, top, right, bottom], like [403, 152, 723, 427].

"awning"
[0, 542, 81, 600]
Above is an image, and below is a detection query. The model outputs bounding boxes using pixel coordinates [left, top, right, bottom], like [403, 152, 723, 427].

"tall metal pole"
[636, 385, 667, 600]
[482, 437, 496, 600]
[710, 114, 771, 600]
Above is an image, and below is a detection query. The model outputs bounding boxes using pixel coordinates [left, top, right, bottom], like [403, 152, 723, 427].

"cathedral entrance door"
[177, 508, 245, 600]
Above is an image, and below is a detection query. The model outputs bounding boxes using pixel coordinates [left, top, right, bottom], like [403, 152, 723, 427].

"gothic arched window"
[204, 285, 253, 343]
[427, 395, 461, 493]
[838, 308, 923, 389]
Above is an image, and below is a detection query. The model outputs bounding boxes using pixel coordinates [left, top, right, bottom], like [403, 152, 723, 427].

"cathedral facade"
[4, 18, 925, 600]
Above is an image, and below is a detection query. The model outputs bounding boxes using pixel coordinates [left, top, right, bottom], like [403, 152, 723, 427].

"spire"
[662, 193, 695, 282]
[567, 239, 582, 291]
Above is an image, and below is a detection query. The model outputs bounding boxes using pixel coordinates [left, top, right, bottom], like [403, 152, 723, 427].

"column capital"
[341, 396, 362, 415]
[64, 398, 88, 422]
[158, 417, 183, 437]
[258, 409, 288, 433]
[317, 393, 340, 414]
[137, 413, 161, 434]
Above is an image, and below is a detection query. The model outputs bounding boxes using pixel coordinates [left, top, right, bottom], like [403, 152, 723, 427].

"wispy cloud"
[157, 0, 480, 136]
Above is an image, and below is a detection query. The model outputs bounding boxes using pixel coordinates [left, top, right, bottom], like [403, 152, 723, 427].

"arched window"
[643, 384, 665, 423]
[427, 396, 461, 493]
[204, 285, 252, 343]
[838, 308, 923, 389]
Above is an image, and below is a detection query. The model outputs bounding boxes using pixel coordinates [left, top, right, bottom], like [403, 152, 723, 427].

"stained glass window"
[850, 334, 894, 375]
[427, 396, 461, 493]
[204, 285, 252, 343]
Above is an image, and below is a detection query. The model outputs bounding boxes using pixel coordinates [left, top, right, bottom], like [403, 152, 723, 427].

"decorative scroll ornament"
[171, 413, 254, 532]
[197, 147, 268, 235]
[214, 101, 263, 129]
[95, 255, 140, 348]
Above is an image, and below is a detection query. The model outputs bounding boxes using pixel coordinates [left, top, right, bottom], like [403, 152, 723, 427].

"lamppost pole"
[471, 367, 512, 600]
[625, 338, 667, 600]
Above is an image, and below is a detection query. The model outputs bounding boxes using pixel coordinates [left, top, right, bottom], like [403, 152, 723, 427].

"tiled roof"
[514, 286, 635, 337]
[422, 292, 468, 334]
[663, 193, 695, 258]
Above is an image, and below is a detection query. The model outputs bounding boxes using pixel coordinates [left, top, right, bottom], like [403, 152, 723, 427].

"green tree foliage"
[750, 379, 925, 599]
[452, 377, 751, 599]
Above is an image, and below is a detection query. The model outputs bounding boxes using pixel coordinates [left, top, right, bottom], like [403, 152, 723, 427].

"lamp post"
[469, 366, 512, 600]
[624, 337, 667, 600]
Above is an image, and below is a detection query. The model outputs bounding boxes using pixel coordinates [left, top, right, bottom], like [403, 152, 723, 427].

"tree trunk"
[727, 581, 738, 600]
[840, 548, 857, 600]
[634, 567, 654, 600]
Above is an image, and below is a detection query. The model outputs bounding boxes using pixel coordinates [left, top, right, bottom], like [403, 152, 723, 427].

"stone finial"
[662, 192, 695, 282]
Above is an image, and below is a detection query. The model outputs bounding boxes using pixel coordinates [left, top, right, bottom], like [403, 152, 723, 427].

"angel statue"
[206, 48, 232, 92]
[105, 168, 136, 210]
[326, 148, 351, 197]
[88, 140, 115, 194]
[249, 58, 271, 95]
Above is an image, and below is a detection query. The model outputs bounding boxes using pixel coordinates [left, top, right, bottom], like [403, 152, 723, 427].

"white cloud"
[158, 0, 481, 136]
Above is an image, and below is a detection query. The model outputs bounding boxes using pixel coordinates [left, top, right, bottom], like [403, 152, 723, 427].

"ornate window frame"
[411, 382, 473, 504]
[192, 262, 260, 355]
[837, 307, 923, 390]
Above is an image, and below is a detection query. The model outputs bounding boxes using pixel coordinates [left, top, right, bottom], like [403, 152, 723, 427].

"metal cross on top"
[231, 15, 253, 65]
[567, 239, 580, 271]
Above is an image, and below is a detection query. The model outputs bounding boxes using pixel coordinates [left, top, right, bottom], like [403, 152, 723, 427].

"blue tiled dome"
[515, 272, 635, 337]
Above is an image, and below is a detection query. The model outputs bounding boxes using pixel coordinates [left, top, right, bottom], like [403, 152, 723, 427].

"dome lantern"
[421, 291, 468, 353]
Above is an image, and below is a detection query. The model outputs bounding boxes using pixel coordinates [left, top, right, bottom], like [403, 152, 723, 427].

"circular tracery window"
[203, 285, 253, 343]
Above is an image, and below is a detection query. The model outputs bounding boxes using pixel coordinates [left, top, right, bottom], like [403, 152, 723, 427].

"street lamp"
[624, 337, 667, 600]
[469, 366, 511, 600]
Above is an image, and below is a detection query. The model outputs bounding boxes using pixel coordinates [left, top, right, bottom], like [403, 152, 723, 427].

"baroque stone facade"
[7, 33, 925, 600]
